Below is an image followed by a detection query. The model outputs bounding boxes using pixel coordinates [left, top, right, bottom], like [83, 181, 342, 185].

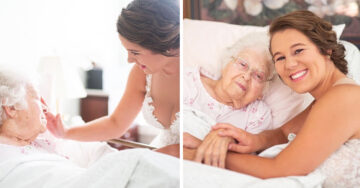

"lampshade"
[37, 56, 87, 112]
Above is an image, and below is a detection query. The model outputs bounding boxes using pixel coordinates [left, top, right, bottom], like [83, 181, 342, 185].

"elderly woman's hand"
[213, 123, 261, 154]
[45, 112, 66, 138]
[194, 129, 234, 168]
[183, 133, 202, 149]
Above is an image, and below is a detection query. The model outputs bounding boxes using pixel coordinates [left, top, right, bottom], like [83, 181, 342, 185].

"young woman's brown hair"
[117, 0, 179, 57]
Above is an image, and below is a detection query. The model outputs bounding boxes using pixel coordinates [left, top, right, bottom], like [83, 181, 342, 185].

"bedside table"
[80, 89, 108, 122]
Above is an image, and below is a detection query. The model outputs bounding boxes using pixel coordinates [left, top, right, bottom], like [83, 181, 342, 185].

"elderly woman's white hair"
[220, 32, 275, 97]
[0, 68, 36, 125]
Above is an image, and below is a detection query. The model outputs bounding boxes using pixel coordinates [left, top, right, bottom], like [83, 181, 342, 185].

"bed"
[0, 132, 179, 187]
[183, 19, 360, 187]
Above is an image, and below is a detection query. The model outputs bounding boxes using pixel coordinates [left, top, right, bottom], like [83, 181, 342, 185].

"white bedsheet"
[0, 142, 179, 188]
[184, 144, 325, 188]
[183, 106, 325, 187]
[184, 159, 324, 188]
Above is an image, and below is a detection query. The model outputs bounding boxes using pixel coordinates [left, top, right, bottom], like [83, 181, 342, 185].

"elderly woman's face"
[9, 87, 47, 142]
[221, 48, 268, 105]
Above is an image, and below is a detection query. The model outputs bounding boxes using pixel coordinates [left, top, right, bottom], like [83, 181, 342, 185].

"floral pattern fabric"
[183, 67, 272, 134]
[0, 132, 68, 162]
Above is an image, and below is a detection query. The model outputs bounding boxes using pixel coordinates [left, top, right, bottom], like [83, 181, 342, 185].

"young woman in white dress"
[46, 0, 179, 153]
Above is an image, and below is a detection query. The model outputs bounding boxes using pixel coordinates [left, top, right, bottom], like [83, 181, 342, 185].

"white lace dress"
[315, 139, 360, 188]
[287, 133, 360, 187]
[314, 77, 360, 187]
[141, 74, 179, 148]
[290, 78, 360, 187]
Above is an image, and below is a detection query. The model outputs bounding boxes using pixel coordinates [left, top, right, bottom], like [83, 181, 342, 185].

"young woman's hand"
[155, 144, 180, 158]
[193, 129, 233, 168]
[183, 147, 196, 161]
[45, 112, 67, 138]
[213, 123, 261, 154]
[40, 97, 67, 138]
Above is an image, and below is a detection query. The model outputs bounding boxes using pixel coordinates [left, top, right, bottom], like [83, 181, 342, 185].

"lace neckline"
[143, 74, 179, 130]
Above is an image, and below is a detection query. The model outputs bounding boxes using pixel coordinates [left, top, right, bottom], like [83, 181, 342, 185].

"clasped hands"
[183, 123, 260, 169]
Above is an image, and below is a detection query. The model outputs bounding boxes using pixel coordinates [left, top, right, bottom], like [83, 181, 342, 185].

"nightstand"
[80, 89, 108, 122]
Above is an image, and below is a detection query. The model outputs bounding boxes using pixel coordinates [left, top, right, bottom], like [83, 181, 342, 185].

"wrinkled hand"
[194, 129, 233, 168]
[183, 133, 202, 149]
[213, 123, 260, 154]
[45, 111, 66, 138]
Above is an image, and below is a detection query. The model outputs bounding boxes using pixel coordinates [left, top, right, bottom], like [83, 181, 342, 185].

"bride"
[46, 0, 179, 150]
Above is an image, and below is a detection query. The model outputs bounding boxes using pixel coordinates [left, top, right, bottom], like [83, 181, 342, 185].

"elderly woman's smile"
[236, 82, 247, 91]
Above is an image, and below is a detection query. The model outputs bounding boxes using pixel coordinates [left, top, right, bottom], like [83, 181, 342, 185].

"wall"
[0, 0, 133, 118]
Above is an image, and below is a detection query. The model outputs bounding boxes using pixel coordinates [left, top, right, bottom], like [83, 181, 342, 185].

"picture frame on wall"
[189, 0, 360, 49]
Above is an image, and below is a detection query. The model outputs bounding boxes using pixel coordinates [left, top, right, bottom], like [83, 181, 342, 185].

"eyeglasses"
[231, 57, 269, 83]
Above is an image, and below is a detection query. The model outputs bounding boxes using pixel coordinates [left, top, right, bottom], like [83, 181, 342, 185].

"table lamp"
[37, 56, 87, 114]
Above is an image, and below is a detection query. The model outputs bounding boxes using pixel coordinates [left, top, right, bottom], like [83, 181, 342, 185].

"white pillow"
[333, 24, 346, 39]
[183, 19, 347, 128]
[184, 19, 345, 79]
[342, 40, 360, 84]
[184, 19, 267, 79]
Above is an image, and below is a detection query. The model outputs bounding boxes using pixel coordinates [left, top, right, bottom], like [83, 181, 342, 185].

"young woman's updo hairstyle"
[117, 0, 179, 57]
[269, 10, 348, 74]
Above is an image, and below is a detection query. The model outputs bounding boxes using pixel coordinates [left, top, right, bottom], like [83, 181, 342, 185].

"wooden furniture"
[80, 89, 109, 122]
[183, 0, 191, 19]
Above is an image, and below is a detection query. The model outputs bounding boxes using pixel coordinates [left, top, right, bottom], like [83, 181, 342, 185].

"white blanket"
[183, 106, 325, 187]
[184, 144, 325, 188]
[183, 105, 216, 140]
[0, 146, 179, 188]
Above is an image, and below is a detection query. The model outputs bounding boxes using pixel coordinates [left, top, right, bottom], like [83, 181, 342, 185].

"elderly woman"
[0, 68, 179, 187]
[0, 70, 48, 147]
[0, 68, 116, 162]
[183, 32, 275, 168]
